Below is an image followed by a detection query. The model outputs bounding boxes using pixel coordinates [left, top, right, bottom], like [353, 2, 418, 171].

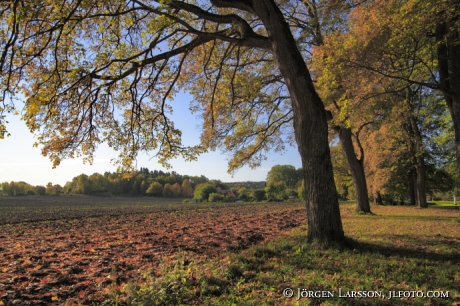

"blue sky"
[0, 93, 301, 187]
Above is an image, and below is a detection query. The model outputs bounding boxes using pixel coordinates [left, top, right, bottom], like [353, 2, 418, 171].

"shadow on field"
[372, 214, 459, 222]
[350, 235, 460, 263]
[430, 205, 460, 210]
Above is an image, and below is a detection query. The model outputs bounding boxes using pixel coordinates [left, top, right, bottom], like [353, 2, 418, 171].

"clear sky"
[0, 93, 301, 187]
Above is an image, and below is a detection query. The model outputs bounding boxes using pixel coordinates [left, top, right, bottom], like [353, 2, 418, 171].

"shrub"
[162, 183, 181, 197]
[223, 195, 236, 202]
[209, 193, 224, 202]
[249, 190, 266, 202]
[34, 185, 46, 195]
[193, 183, 217, 202]
[146, 182, 163, 196]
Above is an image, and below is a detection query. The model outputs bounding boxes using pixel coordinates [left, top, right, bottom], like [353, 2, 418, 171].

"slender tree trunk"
[409, 168, 416, 206]
[253, 0, 344, 246]
[374, 190, 383, 205]
[336, 127, 371, 213]
[415, 157, 427, 208]
[436, 17, 460, 191]
[449, 97, 460, 190]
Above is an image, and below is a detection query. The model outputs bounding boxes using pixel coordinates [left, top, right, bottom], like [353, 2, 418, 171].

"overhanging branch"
[89, 30, 270, 81]
[344, 59, 443, 94]
[209, 0, 254, 13]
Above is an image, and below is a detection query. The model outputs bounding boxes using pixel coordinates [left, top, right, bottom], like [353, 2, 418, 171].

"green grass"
[432, 200, 459, 206]
[428, 201, 460, 211]
[106, 204, 460, 306]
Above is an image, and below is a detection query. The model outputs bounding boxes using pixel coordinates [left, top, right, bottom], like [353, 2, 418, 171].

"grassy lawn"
[109, 203, 460, 306]
[430, 201, 459, 208]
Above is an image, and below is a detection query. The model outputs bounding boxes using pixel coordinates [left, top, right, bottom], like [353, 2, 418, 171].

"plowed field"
[0, 196, 305, 305]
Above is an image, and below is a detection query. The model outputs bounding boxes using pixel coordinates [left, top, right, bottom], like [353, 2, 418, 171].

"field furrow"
[0, 197, 305, 305]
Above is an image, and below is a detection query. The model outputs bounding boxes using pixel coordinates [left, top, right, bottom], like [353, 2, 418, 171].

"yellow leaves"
[122, 171, 136, 180]
[337, 97, 352, 128]
[147, 15, 173, 31]
[0, 0, 285, 175]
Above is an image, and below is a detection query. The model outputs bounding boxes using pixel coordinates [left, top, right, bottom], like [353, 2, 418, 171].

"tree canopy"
[315, 0, 459, 192]
[309, 0, 458, 208]
[266, 165, 302, 189]
[0, 0, 291, 171]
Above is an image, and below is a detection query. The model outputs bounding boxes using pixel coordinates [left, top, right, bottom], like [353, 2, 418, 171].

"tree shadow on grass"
[364, 214, 459, 222]
[349, 234, 460, 263]
[430, 205, 460, 211]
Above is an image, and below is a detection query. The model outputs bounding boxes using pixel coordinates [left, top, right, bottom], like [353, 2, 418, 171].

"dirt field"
[0, 195, 187, 225]
[0, 196, 306, 305]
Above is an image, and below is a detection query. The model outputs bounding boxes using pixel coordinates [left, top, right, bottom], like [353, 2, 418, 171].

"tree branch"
[343, 58, 443, 94]
[89, 30, 269, 82]
[354, 121, 374, 162]
[170, 0, 266, 42]
[209, 0, 254, 13]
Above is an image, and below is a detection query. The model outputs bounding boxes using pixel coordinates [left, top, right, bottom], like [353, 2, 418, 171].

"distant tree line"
[1, 166, 308, 203]
[61, 168, 208, 197]
[194, 165, 305, 203]
[0, 168, 210, 197]
[62, 168, 217, 197]
[224, 181, 266, 190]
[1, 181, 61, 196]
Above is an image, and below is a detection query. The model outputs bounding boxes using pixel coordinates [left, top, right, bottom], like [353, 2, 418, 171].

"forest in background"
[1, 165, 300, 202]
[1, 151, 455, 204]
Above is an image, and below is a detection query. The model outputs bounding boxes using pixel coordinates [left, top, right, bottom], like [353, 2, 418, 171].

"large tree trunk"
[406, 87, 428, 208]
[253, 0, 344, 246]
[436, 15, 460, 192]
[336, 127, 371, 213]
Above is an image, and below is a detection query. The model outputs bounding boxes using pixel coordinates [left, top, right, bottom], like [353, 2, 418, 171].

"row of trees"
[1, 181, 62, 196]
[193, 185, 268, 202]
[310, 0, 457, 211]
[195, 165, 304, 203]
[1, 168, 209, 197]
[1, 0, 458, 246]
[1, 165, 303, 201]
[62, 168, 208, 196]
[190, 165, 309, 202]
